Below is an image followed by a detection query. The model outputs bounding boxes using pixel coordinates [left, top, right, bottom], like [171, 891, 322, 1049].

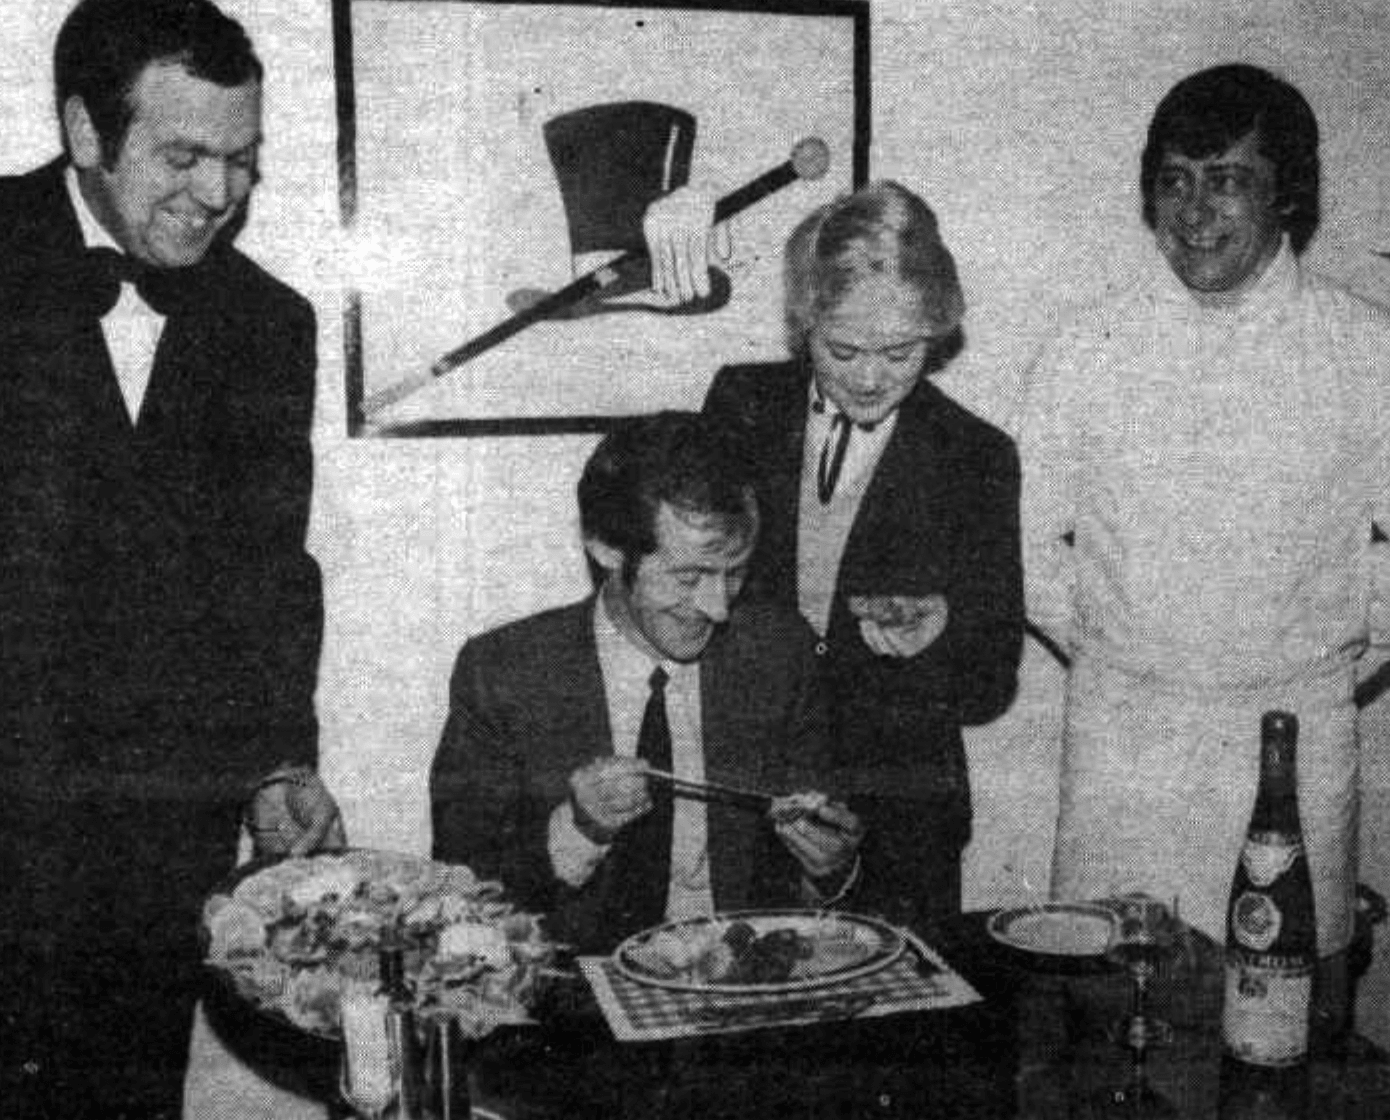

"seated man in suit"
[431, 411, 862, 952]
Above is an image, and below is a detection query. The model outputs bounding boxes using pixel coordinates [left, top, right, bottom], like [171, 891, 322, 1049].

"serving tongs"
[643, 770, 858, 838]
[643, 768, 774, 812]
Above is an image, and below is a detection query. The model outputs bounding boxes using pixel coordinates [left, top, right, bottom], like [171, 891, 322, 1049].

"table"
[206, 910, 1390, 1119]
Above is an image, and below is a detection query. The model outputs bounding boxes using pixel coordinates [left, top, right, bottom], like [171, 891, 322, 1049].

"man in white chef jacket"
[1019, 62, 1390, 1042]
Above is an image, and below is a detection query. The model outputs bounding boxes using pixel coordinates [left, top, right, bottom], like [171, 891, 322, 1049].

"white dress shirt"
[64, 166, 165, 423]
[547, 595, 714, 921]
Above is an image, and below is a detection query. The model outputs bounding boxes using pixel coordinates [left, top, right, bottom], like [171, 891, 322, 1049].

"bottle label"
[1240, 837, 1301, 888]
[1222, 958, 1312, 1066]
[1231, 890, 1283, 952]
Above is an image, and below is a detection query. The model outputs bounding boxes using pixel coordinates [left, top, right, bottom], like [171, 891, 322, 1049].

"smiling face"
[591, 501, 755, 663]
[808, 275, 933, 427]
[65, 61, 261, 269]
[1151, 131, 1285, 306]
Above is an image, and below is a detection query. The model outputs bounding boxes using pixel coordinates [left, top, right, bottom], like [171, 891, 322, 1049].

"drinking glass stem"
[1130, 968, 1151, 1078]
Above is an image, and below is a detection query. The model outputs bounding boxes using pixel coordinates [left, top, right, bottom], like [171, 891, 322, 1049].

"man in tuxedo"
[0, 2, 339, 1115]
[431, 412, 862, 953]
[702, 183, 1024, 929]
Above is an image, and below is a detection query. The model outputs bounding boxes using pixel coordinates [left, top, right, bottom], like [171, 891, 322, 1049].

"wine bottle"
[380, 941, 427, 1120]
[1222, 711, 1317, 1067]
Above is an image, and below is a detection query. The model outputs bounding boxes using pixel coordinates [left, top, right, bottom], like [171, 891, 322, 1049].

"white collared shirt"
[547, 595, 714, 921]
[64, 166, 164, 423]
[797, 387, 898, 636]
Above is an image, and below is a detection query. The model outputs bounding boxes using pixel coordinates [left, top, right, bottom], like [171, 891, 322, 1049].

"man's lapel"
[693, 623, 773, 911]
[134, 311, 204, 441]
[131, 250, 234, 443]
[696, 631, 737, 909]
[572, 596, 616, 757]
[17, 161, 179, 440]
[8, 166, 138, 441]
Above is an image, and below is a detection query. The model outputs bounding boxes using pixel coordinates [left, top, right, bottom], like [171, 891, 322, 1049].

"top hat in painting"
[505, 100, 731, 319]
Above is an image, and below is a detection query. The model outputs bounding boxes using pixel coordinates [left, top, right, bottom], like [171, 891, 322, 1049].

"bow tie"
[9, 247, 191, 319]
[82, 248, 186, 316]
[7, 247, 196, 322]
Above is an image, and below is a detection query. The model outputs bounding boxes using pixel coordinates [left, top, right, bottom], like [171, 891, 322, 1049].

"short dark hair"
[578, 411, 757, 576]
[55, 0, 263, 164]
[1141, 63, 1320, 254]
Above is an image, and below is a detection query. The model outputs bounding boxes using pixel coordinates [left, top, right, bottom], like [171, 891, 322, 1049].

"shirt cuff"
[801, 854, 862, 908]
[548, 800, 611, 887]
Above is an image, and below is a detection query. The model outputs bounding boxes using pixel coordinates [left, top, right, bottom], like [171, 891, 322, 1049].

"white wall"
[5, 0, 1390, 1043]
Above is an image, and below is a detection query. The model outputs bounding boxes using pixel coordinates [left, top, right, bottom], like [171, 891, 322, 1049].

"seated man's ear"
[582, 536, 625, 577]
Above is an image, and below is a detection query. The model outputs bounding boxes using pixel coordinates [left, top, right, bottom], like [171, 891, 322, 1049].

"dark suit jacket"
[0, 159, 322, 800]
[705, 360, 1023, 923]
[430, 597, 835, 952]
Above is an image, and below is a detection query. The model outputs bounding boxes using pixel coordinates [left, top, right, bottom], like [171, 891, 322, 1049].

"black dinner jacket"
[0, 159, 322, 798]
[705, 360, 1024, 836]
[430, 596, 835, 952]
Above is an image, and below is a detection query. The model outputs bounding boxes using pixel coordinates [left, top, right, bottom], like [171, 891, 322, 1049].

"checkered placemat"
[579, 934, 980, 1042]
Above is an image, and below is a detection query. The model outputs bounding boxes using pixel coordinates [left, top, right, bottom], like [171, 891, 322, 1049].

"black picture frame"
[332, 0, 870, 437]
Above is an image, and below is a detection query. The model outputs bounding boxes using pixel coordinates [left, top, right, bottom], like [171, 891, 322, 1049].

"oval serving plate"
[201, 848, 549, 1040]
[614, 909, 905, 995]
[986, 902, 1117, 963]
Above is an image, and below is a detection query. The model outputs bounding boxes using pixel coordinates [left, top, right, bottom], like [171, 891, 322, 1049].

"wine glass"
[1100, 894, 1178, 1117]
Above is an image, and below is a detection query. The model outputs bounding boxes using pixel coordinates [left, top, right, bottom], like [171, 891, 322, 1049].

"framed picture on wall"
[332, 0, 869, 437]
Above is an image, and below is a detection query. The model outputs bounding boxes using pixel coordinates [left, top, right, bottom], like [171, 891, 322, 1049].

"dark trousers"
[1, 794, 242, 1119]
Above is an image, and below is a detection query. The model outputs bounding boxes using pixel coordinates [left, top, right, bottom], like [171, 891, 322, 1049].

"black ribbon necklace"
[811, 393, 877, 504]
